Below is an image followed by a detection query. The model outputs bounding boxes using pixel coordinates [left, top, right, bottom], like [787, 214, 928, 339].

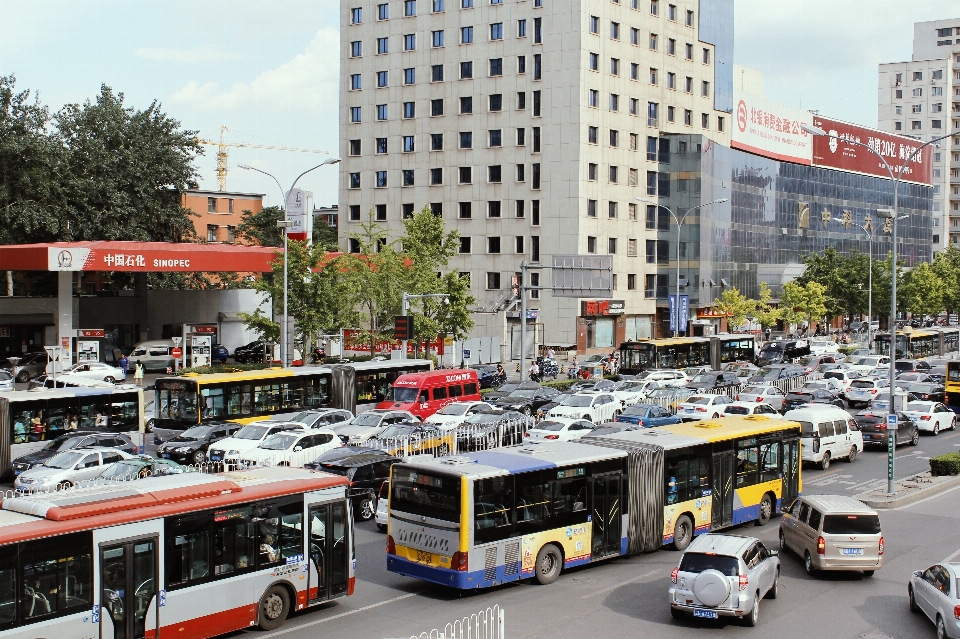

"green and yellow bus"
[618, 334, 757, 374]
[386, 415, 801, 589]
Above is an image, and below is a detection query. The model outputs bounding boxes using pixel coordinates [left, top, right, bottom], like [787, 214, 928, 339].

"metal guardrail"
[354, 417, 533, 458]
[396, 605, 505, 639]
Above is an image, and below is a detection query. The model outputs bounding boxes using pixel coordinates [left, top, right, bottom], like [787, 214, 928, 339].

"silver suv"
[669, 534, 780, 626]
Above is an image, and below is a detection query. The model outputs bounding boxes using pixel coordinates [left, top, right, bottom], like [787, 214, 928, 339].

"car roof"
[798, 495, 877, 515]
[318, 453, 400, 468]
[67, 446, 125, 454]
[686, 533, 757, 556]
[534, 416, 586, 425]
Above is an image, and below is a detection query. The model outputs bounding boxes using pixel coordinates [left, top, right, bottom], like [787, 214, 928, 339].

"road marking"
[944, 547, 960, 563]
[582, 570, 658, 599]
[891, 483, 960, 511]
[254, 591, 422, 639]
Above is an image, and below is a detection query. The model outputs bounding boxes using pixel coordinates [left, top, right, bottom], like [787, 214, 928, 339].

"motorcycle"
[536, 357, 560, 380]
[492, 371, 507, 387]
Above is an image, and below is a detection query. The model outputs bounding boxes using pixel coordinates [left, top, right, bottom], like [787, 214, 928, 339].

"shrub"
[179, 363, 279, 376]
[929, 452, 960, 477]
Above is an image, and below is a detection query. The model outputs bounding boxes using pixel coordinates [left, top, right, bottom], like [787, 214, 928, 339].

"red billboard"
[811, 116, 932, 185]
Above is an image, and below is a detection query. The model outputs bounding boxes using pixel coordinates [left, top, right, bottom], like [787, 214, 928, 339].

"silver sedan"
[14, 447, 133, 491]
[909, 562, 960, 639]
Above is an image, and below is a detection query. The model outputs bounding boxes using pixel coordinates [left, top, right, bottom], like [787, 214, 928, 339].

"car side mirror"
[768, 549, 779, 557]
[294, 446, 303, 452]
[913, 570, 923, 577]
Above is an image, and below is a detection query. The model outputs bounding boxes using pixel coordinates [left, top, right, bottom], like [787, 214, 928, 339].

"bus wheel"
[258, 586, 290, 630]
[756, 494, 773, 526]
[535, 544, 562, 585]
[673, 515, 693, 550]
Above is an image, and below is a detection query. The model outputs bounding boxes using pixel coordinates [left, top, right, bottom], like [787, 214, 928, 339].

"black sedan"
[156, 422, 240, 465]
[233, 340, 267, 363]
[456, 409, 527, 451]
[11, 431, 138, 477]
[781, 388, 846, 412]
[856, 410, 920, 447]
[685, 371, 741, 392]
[902, 382, 945, 403]
[484, 381, 523, 401]
[491, 383, 559, 416]
[307, 452, 399, 521]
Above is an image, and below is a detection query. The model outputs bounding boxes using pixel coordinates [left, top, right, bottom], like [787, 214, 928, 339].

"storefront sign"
[285, 188, 310, 242]
[811, 115, 932, 186]
[581, 300, 625, 316]
[697, 307, 731, 318]
[44, 246, 275, 272]
[733, 88, 813, 165]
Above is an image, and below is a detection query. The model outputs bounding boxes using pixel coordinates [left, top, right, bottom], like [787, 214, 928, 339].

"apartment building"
[339, 0, 733, 355]
[878, 18, 960, 250]
[181, 189, 264, 244]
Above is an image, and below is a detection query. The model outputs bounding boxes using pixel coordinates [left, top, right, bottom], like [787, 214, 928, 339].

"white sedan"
[65, 362, 126, 383]
[524, 417, 597, 442]
[547, 392, 621, 423]
[903, 401, 957, 435]
[735, 385, 787, 411]
[720, 401, 780, 417]
[239, 429, 342, 467]
[424, 401, 493, 430]
[611, 379, 661, 406]
[676, 394, 734, 420]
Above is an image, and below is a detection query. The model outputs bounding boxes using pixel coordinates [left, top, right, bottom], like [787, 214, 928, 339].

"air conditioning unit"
[720, 278, 730, 287]
[678, 278, 688, 287]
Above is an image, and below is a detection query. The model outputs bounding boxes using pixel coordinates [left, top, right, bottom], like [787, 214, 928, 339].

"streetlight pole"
[239, 158, 340, 367]
[805, 125, 949, 494]
[401, 292, 450, 360]
[636, 197, 728, 337]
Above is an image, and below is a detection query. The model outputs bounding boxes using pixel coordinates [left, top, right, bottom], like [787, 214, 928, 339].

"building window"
[488, 201, 502, 217]
[430, 202, 442, 216]
[629, 168, 638, 186]
[534, 54, 542, 79]
[376, 71, 387, 87]
[685, 9, 693, 25]
[701, 113, 709, 129]
[587, 199, 598, 218]
[376, 171, 388, 187]
[518, 55, 526, 74]
[703, 48, 710, 64]
[351, 41, 362, 57]
[630, 133, 639, 150]
[534, 17, 542, 43]
[532, 199, 540, 225]
[431, 168, 443, 184]
[377, 37, 389, 54]
[646, 171, 657, 195]
[432, 98, 444, 116]
[608, 238, 617, 254]
[913, 87, 922, 97]
[610, 93, 619, 111]
[666, 72, 676, 89]
[649, 33, 658, 50]
[631, 62, 639, 80]
[349, 139, 361, 156]
[463, 0, 473, 6]
[489, 129, 502, 146]
[650, 68, 658, 85]
[684, 109, 692, 126]
[533, 90, 541, 116]
[702, 80, 710, 96]
[459, 202, 473, 218]
[589, 15, 599, 34]
[610, 58, 620, 75]
[588, 163, 598, 180]
[685, 42, 693, 59]
[460, 96, 473, 113]
[491, 22, 503, 40]
[912, 121, 922, 130]
[349, 173, 361, 189]
[207, 197, 217, 213]
[647, 102, 658, 126]
[432, 64, 444, 81]
[913, 71, 923, 81]
[895, 121, 903, 131]
[589, 89, 598, 107]
[627, 273, 637, 290]
[518, 19, 527, 37]
[376, 104, 387, 120]
[718, 116, 725, 132]
[489, 93, 503, 111]
[459, 237, 471, 253]
[431, 133, 443, 150]
[516, 200, 525, 217]
[532, 236, 540, 262]
[684, 76, 693, 93]
[610, 129, 619, 147]
[350, 74, 362, 90]
[403, 101, 415, 118]
[588, 126, 598, 143]
[644, 274, 655, 297]
[405, 0, 417, 15]
[608, 201, 618, 218]
[532, 163, 541, 188]
[609, 166, 619, 183]
[932, 119, 943, 129]
[610, 21, 620, 40]
[461, 61, 473, 78]
[404, 34, 417, 50]
[896, 89, 903, 98]
[486, 272, 501, 290]
[433, 30, 445, 47]
[403, 135, 415, 152]
[376, 137, 387, 153]
[462, 26, 474, 43]
[589, 52, 599, 71]
[490, 58, 503, 76]
[351, 7, 362, 23]
[349, 205, 361, 221]
[404, 68, 416, 84]
[433, 0, 444, 11]
[349, 238, 361, 253]
[587, 236, 597, 253]
[488, 165, 502, 182]
[488, 237, 501, 253]
[378, 3, 389, 19]
[375, 204, 387, 220]
[350, 106, 362, 122]
[515, 236, 524, 253]
[460, 131, 473, 148]
[630, 98, 639, 115]
[402, 203, 415, 218]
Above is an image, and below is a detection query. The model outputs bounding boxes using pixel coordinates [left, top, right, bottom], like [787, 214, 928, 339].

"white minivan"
[129, 340, 176, 372]
[784, 405, 863, 469]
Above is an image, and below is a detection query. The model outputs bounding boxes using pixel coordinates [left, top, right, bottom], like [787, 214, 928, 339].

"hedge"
[179, 363, 279, 375]
[929, 452, 960, 477]
[480, 376, 619, 395]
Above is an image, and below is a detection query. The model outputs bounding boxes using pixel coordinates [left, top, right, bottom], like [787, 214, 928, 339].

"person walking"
[118, 353, 129, 381]
[133, 360, 144, 387]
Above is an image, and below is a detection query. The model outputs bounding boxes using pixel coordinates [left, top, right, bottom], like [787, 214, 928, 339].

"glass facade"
[657, 135, 934, 308]
[697, 0, 734, 114]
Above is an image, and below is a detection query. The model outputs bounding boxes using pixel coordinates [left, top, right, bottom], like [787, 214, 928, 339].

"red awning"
[0, 241, 280, 272]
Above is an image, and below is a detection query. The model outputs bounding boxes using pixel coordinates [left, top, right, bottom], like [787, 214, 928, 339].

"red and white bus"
[0, 466, 354, 639]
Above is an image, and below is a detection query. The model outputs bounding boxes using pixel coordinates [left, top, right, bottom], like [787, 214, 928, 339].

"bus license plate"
[840, 548, 863, 555]
[415, 550, 433, 564]
[693, 609, 718, 619]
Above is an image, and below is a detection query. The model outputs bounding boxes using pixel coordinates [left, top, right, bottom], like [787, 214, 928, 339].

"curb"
[856, 472, 960, 509]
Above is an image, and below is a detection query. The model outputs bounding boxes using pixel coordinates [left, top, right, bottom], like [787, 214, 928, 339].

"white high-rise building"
[878, 19, 960, 251]
[338, 0, 733, 357]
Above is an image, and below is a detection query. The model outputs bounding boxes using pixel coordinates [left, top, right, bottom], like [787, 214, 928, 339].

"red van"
[376, 370, 481, 419]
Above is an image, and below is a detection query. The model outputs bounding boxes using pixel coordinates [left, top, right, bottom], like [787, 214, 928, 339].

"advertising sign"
[191, 325, 217, 334]
[581, 300, 626, 317]
[678, 295, 689, 334]
[78, 329, 105, 338]
[394, 316, 414, 341]
[732, 89, 813, 165]
[669, 295, 678, 332]
[191, 335, 211, 367]
[811, 115, 932, 185]
[285, 188, 310, 242]
[47, 246, 272, 272]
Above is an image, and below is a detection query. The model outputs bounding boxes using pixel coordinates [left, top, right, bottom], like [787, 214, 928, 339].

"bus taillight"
[386, 535, 396, 555]
[452, 551, 469, 571]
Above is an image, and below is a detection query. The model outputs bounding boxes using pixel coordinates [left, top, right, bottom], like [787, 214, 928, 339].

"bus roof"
[0, 386, 138, 403]
[0, 467, 347, 545]
[585, 415, 801, 451]
[394, 441, 626, 479]
[164, 359, 433, 385]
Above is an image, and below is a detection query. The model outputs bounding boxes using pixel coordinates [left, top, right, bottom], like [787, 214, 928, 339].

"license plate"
[414, 550, 433, 564]
[13, 470, 21, 476]
[160, 454, 170, 459]
[210, 455, 222, 462]
[693, 609, 718, 619]
[840, 548, 863, 555]
[684, 408, 694, 412]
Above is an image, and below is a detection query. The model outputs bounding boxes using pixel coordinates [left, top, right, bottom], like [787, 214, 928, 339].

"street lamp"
[804, 123, 949, 494]
[401, 292, 450, 360]
[636, 197, 728, 337]
[239, 158, 341, 367]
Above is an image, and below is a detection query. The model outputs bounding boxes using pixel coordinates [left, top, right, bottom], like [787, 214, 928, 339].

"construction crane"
[196, 126, 330, 191]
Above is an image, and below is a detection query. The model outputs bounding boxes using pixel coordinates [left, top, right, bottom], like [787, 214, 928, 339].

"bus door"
[590, 473, 622, 558]
[99, 537, 158, 639]
[781, 438, 800, 503]
[307, 500, 350, 604]
[711, 452, 735, 529]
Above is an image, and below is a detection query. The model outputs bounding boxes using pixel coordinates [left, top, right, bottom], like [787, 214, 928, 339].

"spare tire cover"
[693, 569, 731, 607]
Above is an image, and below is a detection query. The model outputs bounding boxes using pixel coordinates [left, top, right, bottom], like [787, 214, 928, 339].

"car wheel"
[57, 480, 73, 490]
[937, 615, 947, 639]
[911, 429, 920, 446]
[766, 568, 779, 599]
[356, 497, 375, 521]
[863, 570, 875, 577]
[104, 376, 115, 383]
[756, 494, 773, 526]
[847, 446, 857, 463]
[673, 514, 694, 551]
[670, 607, 685, 620]
[951, 416, 957, 430]
[804, 551, 816, 576]
[534, 544, 562, 585]
[933, 423, 940, 436]
[257, 585, 290, 630]
[192, 450, 206, 465]
[779, 529, 788, 553]
[744, 593, 760, 627]
[909, 585, 920, 612]
[15, 371, 29, 383]
[522, 406, 532, 416]
[820, 451, 831, 470]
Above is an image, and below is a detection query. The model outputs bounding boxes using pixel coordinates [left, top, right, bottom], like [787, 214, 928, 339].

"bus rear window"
[390, 467, 461, 522]
[822, 514, 880, 535]
[678, 552, 739, 576]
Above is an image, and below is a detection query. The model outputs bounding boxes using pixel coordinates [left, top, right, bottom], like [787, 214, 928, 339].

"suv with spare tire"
[669, 533, 780, 627]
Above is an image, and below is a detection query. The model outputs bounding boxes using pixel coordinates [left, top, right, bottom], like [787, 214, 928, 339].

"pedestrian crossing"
[803, 473, 886, 492]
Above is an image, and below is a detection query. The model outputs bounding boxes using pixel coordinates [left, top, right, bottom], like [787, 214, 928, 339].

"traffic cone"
[516, 362, 521, 372]
[560, 365, 565, 373]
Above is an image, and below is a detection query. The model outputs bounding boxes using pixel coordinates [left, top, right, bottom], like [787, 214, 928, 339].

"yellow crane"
[196, 126, 330, 191]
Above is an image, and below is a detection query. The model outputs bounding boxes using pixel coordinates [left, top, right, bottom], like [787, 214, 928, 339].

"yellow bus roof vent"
[694, 421, 723, 429]
[743, 415, 770, 421]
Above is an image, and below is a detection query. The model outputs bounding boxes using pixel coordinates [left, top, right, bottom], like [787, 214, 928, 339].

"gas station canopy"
[0, 241, 279, 272]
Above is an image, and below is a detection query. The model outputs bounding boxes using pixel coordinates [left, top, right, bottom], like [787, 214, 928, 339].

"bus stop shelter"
[0, 241, 279, 361]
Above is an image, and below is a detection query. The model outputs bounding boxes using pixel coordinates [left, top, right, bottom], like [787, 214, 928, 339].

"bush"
[180, 363, 279, 376]
[930, 452, 960, 477]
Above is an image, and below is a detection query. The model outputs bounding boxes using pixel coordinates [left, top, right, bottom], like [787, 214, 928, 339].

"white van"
[129, 340, 176, 372]
[783, 405, 863, 469]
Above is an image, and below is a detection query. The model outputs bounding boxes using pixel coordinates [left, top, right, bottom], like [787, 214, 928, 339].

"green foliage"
[780, 280, 828, 327]
[932, 245, 960, 313]
[753, 282, 781, 329]
[929, 452, 960, 476]
[237, 205, 284, 247]
[179, 363, 279, 376]
[900, 261, 943, 317]
[712, 287, 754, 331]
[795, 247, 870, 321]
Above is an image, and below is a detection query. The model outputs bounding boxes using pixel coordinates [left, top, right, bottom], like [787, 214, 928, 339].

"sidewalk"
[855, 471, 960, 509]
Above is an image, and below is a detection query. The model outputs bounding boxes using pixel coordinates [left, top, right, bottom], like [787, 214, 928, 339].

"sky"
[0, 0, 955, 208]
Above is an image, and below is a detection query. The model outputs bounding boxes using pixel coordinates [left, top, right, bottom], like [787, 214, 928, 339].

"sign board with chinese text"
[285, 188, 312, 243]
[732, 89, 813, 165]
[581, 300, 624, 317]
[191, 325, 217, 334]
[551, 255, 613, 298]
[77, 329, 105, 338]
[678, 295, 689, 334]
[811, 115, 932, 186]
[669, 295, 678, 332]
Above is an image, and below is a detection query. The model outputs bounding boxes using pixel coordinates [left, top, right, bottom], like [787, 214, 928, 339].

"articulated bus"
[0, 387, 143, 479]
[946, 361, 960, 411]
[0, 466, 354, 639]
[153, 360, 431, 443]
[618, 334, 757, 375]
[874, 327, 960, 359]
[386, 415, 800, 589]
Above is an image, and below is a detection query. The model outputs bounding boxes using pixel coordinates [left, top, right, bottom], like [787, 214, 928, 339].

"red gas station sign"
[192, 325, 217, 334]
[78, 329, 105, 337]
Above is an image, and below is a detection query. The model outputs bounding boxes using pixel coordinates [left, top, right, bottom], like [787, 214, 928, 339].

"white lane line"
[891, 483, 960, 511]
[944, 547, 960, 563]
[582, 570, 658, 599]
[255, 591, 422, 639]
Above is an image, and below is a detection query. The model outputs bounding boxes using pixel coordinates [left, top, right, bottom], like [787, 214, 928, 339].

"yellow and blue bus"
[874, 327, 960, 359]
[152, 359, 432, 442]
[385, 415, 801, 588]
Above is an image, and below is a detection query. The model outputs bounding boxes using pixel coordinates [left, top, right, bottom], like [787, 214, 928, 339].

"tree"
[237, 205, 284, 247]
[780, 281, 828, 329]
[752, 281, 781, 329]
[900, 261, 944, 318]
[932, 245, 960, 314]
[712, 287, 754, 331]
[795, 247, 868, 322]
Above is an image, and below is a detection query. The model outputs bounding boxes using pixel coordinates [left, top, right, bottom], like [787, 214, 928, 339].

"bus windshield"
[384, 387, 420, 403]
[390, 467, 460, 522]
[155, 380, 198, 422]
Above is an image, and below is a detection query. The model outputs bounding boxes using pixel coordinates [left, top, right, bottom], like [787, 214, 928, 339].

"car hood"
[13, 449, 59, 464]
[337, 424, 385, 437]
[548, 406, 586, 415]
[209, 438, 260, 452]
[424, 414, 464, 426]
[16, 466, 72, 482]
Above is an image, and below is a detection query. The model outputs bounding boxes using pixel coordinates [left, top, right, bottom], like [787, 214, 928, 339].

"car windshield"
[45, 451, 85, 469]
[291, 412, 321, 424]
[100, 462, 142, 479]
[352, 413, 387, 426]
[761, 343, 784, 352]
[690, 374, 716, 384]
[850, 380, 875, 389]
[507, 389, 537, 399]
[679, 552, 739, 576]
[860, 357, 882, 367]
[233, 425, 270, 440]
[534, 421, 566, 431]
[683, 368, 705, 377]
[384, 387, 419, 403]
[378, 425, 417, 439]
[741, 386, 766, 395]
[725, 406, 751, 415]
[906, 402, 933, 412]
[823, 372, 845, 380]
[173, 426, 213, 441]
[614, 381, 643, 392]
[907, 384, 937, 393]
[259, 433, 299, 450]
[822, 514, 881, 534]
[754, 367, 783, 380]
[560, 395, 593, 407]
[622, 406, 651, 416]
[688, 397, 712, 405]
[437, 403, 471, 416]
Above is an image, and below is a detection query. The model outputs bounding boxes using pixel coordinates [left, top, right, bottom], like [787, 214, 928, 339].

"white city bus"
[0, 466, 354, 639]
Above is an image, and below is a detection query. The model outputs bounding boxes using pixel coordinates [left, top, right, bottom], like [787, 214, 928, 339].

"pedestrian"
[118, 353, 129, 381]
[764, 327, 771, 343]
[547, 347, 555, 360]
[133, 360, 144, 387]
